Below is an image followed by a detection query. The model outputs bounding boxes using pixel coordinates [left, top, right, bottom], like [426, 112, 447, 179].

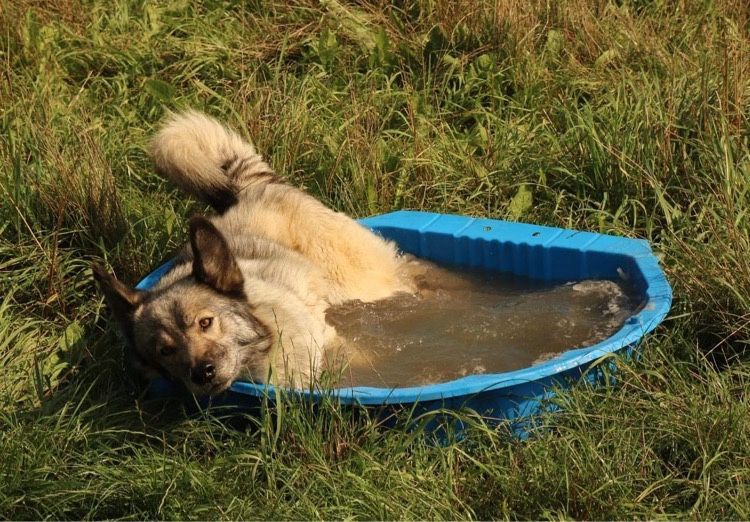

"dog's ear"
[189, 215, 245, 296]
[92, 263, 142, 339]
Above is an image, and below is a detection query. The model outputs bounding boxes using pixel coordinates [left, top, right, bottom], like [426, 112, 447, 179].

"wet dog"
[94, 111, 413, 394]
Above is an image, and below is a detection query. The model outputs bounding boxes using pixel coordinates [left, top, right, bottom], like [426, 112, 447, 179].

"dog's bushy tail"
[149, 110, 277, 212]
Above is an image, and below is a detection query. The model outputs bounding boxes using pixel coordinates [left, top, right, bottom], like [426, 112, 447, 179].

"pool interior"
[324, 262, 643, 388]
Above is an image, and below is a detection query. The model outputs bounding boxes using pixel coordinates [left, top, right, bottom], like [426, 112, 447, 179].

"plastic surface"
[136, 211, 672, 423]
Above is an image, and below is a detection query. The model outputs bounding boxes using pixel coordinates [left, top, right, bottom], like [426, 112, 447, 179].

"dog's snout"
[191, 360, 216, 385]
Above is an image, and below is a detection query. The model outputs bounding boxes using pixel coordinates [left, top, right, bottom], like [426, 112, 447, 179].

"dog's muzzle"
[190, 360, 216, 385]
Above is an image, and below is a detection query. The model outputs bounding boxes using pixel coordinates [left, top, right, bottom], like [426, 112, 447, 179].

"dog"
[93, 110, 415, 395]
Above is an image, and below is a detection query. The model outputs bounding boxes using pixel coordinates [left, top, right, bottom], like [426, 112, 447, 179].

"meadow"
[1, 0, 749, 518]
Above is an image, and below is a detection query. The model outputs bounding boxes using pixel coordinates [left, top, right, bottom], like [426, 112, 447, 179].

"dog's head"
[93, 216, 272, 395]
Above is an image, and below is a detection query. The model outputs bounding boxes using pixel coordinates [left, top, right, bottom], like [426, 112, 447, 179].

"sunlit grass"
[1, 0, 748, 518]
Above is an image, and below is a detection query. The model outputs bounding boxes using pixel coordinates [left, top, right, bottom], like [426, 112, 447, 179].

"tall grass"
[1, 0, 748, 519]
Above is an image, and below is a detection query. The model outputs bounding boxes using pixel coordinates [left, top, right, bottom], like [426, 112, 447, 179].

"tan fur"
[97, 111, 413, 393]
[150, 110, 410, 303]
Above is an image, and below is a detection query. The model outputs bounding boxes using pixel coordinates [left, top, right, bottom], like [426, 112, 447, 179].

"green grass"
[1, 0, 749, 518]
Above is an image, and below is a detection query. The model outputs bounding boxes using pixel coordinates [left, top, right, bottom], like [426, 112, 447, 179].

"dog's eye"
[199, 317, 213, 330]
[159, 345, 177, 357]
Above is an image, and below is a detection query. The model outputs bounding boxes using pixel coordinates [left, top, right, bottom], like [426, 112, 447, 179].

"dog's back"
[150, 110, 410, 304]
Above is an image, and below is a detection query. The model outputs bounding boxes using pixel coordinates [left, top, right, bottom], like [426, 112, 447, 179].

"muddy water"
[325, 263, 640, 388]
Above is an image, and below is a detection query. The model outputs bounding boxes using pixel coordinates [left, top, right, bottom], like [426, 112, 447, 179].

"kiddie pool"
[137, 211, 672, 426]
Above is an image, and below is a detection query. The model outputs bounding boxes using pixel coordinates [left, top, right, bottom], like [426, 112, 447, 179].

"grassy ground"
[1, 0, 749, 519]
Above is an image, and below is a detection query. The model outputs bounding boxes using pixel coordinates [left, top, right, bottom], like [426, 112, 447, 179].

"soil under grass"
[1, 0, 748, 519]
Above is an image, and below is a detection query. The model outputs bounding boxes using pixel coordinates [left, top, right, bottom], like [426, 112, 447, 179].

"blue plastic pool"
[137, 211, 672, 425]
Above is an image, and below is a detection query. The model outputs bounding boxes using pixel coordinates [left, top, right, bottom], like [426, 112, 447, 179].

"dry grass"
[0, 0, 749, 518]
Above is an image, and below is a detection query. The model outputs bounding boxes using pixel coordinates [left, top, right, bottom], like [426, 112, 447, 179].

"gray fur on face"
[132, 279, 272, 394]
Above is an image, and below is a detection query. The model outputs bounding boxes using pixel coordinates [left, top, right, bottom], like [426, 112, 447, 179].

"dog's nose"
[191, 361, 216, 385]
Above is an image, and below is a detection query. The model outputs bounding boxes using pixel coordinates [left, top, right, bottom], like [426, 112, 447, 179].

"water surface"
[325, 263, 639, 388]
